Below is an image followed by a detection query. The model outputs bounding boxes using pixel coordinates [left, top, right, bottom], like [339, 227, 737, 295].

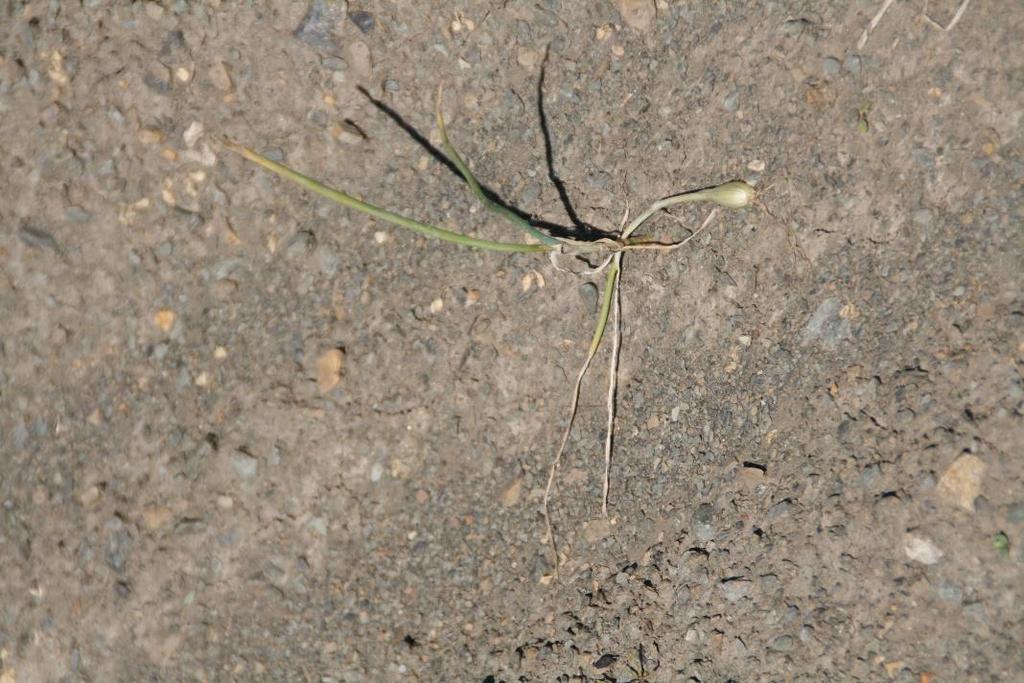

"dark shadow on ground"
[357, 80, 603, 242]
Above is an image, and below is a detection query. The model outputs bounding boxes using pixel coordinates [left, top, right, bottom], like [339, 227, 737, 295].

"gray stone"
[768, 499, 791, 519]
[285, 230, 317, 258]
[232, 451, 258, 479]
[803, 297, 850, 346]
[18, 225, 60, 252]
[936, 580, 962, 603]
[294, 0, 347, 54]
[768, 635, 794, 653]
[723, 89, 740, 112]
[822, 57, 841, 78]
[65, 206, 92, 223]
[578, 282, 598, 313]
[691, 503, 716, 541]
[1007, 502, 1024, 524]
[912, 208, 933, 225]
[350, 10, 375, 34]
[322, 56, 347, 72]
[860, 464, 881, 489]
[719, 579, 752, 602]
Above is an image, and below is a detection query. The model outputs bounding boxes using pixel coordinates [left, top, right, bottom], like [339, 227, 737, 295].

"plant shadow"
[356, 54, 602, 242]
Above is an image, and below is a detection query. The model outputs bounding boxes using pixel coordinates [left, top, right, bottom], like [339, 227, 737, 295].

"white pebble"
[183, 120, 204, 148]
[904, 535, 943, 565]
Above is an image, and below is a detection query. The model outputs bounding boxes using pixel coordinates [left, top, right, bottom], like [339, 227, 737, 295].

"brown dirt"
[1, 1, 1022, 681]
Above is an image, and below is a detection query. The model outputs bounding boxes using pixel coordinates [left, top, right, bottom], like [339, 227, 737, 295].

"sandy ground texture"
[1, 1, 1022, 681]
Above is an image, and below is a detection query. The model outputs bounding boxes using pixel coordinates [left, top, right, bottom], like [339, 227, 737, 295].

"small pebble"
[936, 454, 985, 511]
[517, 47, 540, 68]
[183, 120, 203, 148]
[209, 61, 232, 91]
[347, 41, 372, 79]
[370, 462, 384, 483]
[349, 10, 375, 34]
[65, 206, 92, 223]
[861, 463, 881, 489]
[500, 479, 522, 507]
[719, 579, 752, 603]
[1007, 502, 1024, 524]
[18, 225, 60, 252]
[211, 278, 238, 300]
[768, 635, 794, 653]
[316, 348, 345, 394]
[142, 506, 172, 530]
[844, 54, 862, 75]
[153, 309, 176, 333]
[936, 580, 962, 603]
[323, 56, 346, 72]
[578, 282, 598, 311]
[768, 499, 791, 518]
[143, 62, 170, 93]
[294, 0, 346, 52]
[723, 89, 740, 112]
[138, 128, 165, 144]
[231, 451, 258, 479]
[429, 298, 444, 314]
[617, 0, 656, 31]
[691, 503, 715, 541]
[904, 534, 943, 565]
[520, 273, 534, 292]
[79, 486, 101, 506]
[822, 56, 841, 78]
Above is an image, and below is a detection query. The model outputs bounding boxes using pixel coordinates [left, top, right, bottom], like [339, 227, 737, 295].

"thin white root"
[598, 211, 715, 516]
[548, 248, 616, 276]
[661, 209, 718, 251]
[601, 252, 623, 516]
[857, 0, 896, 49]
[542, 332, 601, 576]
[924, 0, 972, 31]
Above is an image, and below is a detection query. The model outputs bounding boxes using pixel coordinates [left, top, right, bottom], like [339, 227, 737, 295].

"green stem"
[622, 191, 711, 240]
[224, 140, 552, 254]
[436, 91, 560, 246]
[588, 258, 620, 357]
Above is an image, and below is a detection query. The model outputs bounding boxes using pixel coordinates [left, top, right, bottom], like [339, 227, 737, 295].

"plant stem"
[223, 140, 552, 254]
[435, 89, 560, 246]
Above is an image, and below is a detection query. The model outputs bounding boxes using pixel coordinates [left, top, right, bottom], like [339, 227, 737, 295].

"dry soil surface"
[1, 1, 1022, 681]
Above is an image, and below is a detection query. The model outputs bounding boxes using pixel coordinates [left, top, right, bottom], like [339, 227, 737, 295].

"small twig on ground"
[857, 0, 896, 49]
[923, 0, 972, 31]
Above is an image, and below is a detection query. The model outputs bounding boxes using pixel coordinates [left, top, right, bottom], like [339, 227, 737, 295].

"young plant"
[223, 90, 754, 576]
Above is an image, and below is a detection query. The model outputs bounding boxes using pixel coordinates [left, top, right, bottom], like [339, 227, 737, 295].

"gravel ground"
[1, 1, 1022, 681]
